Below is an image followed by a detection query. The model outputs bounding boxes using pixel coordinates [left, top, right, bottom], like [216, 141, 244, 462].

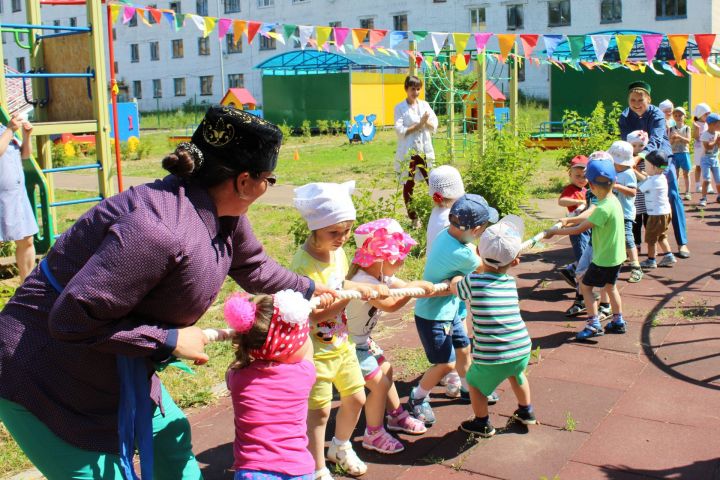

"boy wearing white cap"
[453, 215, 534, 437]
[609, 141, 642, 283]
[669, 107, 692, 199]
[692, 103, 713, 194]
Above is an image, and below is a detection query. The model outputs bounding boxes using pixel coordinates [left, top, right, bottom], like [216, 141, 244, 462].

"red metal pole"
[106, 3, 124, 192]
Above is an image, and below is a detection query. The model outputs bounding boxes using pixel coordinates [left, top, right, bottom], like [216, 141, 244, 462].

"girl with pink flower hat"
[345, 219, 435, 454]
[224, 289, 316, 480]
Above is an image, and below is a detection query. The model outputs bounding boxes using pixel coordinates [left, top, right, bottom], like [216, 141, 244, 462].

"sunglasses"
[250, 172, 277, 186]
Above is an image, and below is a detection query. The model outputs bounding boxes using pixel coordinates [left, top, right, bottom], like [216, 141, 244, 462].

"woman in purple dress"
[0, 106, 334, 479]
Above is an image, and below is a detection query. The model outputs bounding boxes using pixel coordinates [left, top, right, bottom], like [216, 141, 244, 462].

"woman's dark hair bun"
[162, 147, 196, 178]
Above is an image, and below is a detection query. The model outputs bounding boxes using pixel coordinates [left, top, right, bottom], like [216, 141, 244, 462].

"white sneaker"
[445, 381, 462, 399]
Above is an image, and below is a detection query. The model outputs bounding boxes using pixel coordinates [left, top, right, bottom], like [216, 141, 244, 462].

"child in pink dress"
[225, 289, 316, 480]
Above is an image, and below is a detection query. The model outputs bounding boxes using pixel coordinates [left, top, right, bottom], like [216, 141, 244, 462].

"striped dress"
[457, 272, 532, 365]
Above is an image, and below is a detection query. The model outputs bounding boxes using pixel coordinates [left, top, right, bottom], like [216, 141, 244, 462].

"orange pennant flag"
[233, 20, 246, 45]
[136, 8, 152, 26]
[246, 21, 262, 44]
[497, 34, 516, 63]
[667, 34, 689, 64]
[351, 29, 369, 49]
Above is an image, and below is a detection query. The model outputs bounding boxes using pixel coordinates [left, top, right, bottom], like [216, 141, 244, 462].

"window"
[359, 17, 374, 30]
[113, 61, 119, 74]
[53, 20, 61, 27]
[169, 1, 181, 14]
[1, 32, 5, 44]
[433, 0, 447, 2]
[0, 1, 3, 14]
[172, 39, 184, 58]
[133, 80, 142, 99]
[259, 35, 276, 50]
[174, 78, 186, 96]
[16, 57, 25, 72]
[129, 13, 137, 27]
[329, 21, 341, 41]
[153, 79, 162, 98]
[11, 0, 20, 12]
[656, 0, 686, 19]
[112, 27, 116, 41]
[470, 7, 486, 32]
[196, 0, 208, 16]
[150, 42, 160, 61]
[198, 37, 210, 55]
[226, 34, 242, 53]
[601, 0, 621, 23]
[518, 60, 525, 82]
[393, 14, 408, 31]
[225, 0, 240, 13]
[200, 76, 213, 96]
[506, 5, 524, 30]
[228, 73, 244, 88]
[548, 0, 571, 27]
[257, 0, 274, 6]
[292, 0, 308, 3]
[69, 17, 77, 27]
[130, 44, 139, 63]
[148, 5, 157, 24]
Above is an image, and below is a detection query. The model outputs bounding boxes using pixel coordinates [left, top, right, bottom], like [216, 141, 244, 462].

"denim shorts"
[415, 314, 470, 364]
[701, 156, 720, 184]
[576, 243, 593, 278]
[624, 219, 635, 250]
[235, 470, 312, 480]
[582, 262, 622, 287]
[355, 338, 385, 380]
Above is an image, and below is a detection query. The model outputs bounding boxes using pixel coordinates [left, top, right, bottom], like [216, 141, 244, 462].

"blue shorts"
[415, 315, 470, 365]
[672, 152, 692, 172]
[235, 471, 312, 480]
[624, 219, 635, 250]
[355, 338, 385, 380]
[582, 262, 622, 288]
[701, 156, 720, 183]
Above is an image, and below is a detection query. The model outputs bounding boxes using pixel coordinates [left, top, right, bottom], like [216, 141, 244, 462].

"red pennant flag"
[148, 7, 162, 24]
[519, 34, 539, 58]
[246, 21, 262, 44]
[694, 34, 716, 62]
[368, 29, 388, 47]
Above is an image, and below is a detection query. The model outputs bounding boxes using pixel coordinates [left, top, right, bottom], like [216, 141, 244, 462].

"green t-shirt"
[588, 195, 627, 267]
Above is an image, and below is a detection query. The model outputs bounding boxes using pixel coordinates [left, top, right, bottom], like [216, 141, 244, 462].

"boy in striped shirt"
[453, 215, 534, 437]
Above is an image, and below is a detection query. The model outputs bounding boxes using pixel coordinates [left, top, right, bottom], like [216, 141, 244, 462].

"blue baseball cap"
[585, 159, 616, 185]
[706, 113, 720, 125]
[449, 194, 499, 230]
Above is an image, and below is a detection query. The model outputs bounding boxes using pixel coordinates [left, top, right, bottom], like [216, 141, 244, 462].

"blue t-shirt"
[614, 168, 637, 220]
[415, 229, 481, 321]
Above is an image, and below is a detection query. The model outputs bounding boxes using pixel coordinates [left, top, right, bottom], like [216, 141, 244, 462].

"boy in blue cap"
[546, 159, 627, 339]
[409, 194, 499, 425]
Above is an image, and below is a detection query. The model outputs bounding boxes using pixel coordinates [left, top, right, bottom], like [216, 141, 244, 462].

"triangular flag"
[686, 56, 699, 74]
[283, 24, 296, 41]
[148, 7, 162, 24]
[646, 61, 664, 75]
[641, 34, 663, 63]
[543, 35, 564, 59]
[412, 31, 428, 42]
[217, 18, 232, 39]
[430, 32, 448, 56]
[519, 34, 539, 58]
[110, 4, 122, 24]
[369, 29, 387, 47]
[667, 34, 689, 63]
[334, 27, 350, 47]
[233, 20, 246, 45]
[496, 34, 516, 63]
[663, 61, 683, 77]
[567, 35, 585, 61]
[453, 32, 471, 62]
[705, 60, 720, 78]
[316, 26, 332, 50]
[351, 29, 368, 48]
[455, 52, 468, 71]
[473, 32, 492, 53]
[162, 11, 176, 30]
[121, 6, 135, 24]
[135, 8, 152, 27]
[616, 34, 636, 63]
[390, 31, 409, 49]
[188, 14, 205, 34]
[267, 31, 285, 45]
[174, 13, 185, 30]
[246, 21, 262, 44]
[203, 17, 217, 38]
[590, 34, 611, 62]
[299, 25, 314, 49]
[694, 34, 716, 62]
[693, 57, 709, 75]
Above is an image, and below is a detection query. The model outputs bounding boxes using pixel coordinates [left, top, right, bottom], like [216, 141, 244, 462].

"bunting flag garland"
[390, 31, 408, 49]
[590, 34, 611, 62]
[110, 4, 122, 24]
[135, 8, 152, 27]
[694, 34, 716, 62]
[646, 61, 664, 75]
[430, 32, 448, 56]
[368, 30, 388, 48]
[121, 6, 135, 24]
[641, 34, 663, 63]
[187, 14, 205, 35]
[452, 33, 471, 67]
[543, 35, 563, 59]
[217, 18, 232, 40]
[162, 11, 177, 30]
[351, 28, 368, 48]
[148, 7, 162, 24]
[412, 31, 428, 42]
[616, 34, 636, 64]
[667, 34, 689, 63]
[567, 35, 586, 61]
[246, 21, 262, 44]
[497, 34, 516, 63]
[473, 32, 492, 53]
[334, 27, 350, 48]
[316, 26, 332, 50]
[233, 20, 246, 45]
[283, 23, 297, 41]
[298, 25, 314, 49]
[519, 34, 539, 58]
[175, 12, 185, 31]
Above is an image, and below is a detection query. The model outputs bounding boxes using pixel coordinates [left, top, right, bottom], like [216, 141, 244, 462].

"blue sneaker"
[460, 389, 499, 405]
[604, 316, 627, 334]
[408, 388, 436, 425]
[576, 320, 604, 340]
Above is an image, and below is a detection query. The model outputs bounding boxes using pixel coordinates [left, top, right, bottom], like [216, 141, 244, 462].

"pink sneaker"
[362, 427, 404, 454]
[386, 409, 427, 435]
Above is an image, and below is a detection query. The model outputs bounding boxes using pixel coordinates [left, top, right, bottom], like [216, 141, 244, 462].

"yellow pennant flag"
[497, 34, 516, 63]
[203, 17, 217, 38]
[233, 20, 246, 45]
[693, 58, 709, 75]
[352, 29, 368, 49]
[704, 60, 720, 78]
[452, 33, 471, 68]
[667, 34, 689, 64]
[456, 53, 468, 71]
[616, 34, 636, 64]
[376, 47, 389, 55]
[316, 26, 332, 51]
[110, 4, 122, 24]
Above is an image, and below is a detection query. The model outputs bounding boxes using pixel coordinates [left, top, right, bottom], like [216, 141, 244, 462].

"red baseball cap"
[570, 155, 588, 167]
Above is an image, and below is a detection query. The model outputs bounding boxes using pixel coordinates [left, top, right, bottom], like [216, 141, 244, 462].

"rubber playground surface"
[186, 197, 720, 480]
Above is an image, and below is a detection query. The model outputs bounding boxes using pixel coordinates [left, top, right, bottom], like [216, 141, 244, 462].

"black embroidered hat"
[191, 105, 282, 173]
[628, 81, 652, 95]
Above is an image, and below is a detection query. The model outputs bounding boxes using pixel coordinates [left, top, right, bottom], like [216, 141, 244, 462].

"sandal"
[327, 441, 367, 476]
[362, 428, 404, 454]
[565, 300, 586, 317]
[628, 268, 643, 283]
[386, 409, 427, 435]
[314, 467, 334, 480]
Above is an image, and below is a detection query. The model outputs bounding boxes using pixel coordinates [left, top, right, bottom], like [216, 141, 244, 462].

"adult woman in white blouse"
[394, 75, 438, 224]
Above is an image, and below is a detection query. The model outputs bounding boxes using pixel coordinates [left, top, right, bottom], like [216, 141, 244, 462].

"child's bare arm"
[309, 298, 352, 322]
[558, 197, 585, 207]
[614, 184, 637, 197]
[368, 279, 434, 312]
[546, 219, 593, 238]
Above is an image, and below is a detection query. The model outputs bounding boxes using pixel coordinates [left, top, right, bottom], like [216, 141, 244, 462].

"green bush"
[316, 120, 329, 135]
[278, 122, 292, 143]
[558, 101, 623, 168]
[300, 120, 312, 139]
[50, 143, 70, 168]
[329, 120, 342, 135]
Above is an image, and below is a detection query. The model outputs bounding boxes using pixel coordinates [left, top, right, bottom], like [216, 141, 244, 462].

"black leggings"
[633, 212, 649, 250]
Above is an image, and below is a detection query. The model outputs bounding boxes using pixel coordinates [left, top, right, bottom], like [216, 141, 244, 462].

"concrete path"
[187, 197, 720, 480]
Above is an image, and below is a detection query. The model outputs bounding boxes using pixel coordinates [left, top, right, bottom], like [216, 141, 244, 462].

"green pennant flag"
[283, 23, 297, 41]
[568, 35, 586, 61]
[413, 30, 428, 41]
[175, 13, 185, 30]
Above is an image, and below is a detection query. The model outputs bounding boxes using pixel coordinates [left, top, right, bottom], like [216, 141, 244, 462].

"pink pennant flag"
[334, 27, 350, 47]
[217, 18, 232, 39]
[122, 6, 136, 24]
[473, 32, 492, 53]
[641, 34, 663, 63]
[368, 29, 388, 48]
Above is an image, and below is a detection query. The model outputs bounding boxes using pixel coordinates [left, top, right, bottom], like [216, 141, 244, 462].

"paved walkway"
[187, 199, 720, 480]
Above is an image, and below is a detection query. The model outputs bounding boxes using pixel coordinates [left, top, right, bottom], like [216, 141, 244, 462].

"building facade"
[1, 0, 715, 112]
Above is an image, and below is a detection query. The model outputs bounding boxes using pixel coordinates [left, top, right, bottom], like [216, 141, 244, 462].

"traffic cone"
[357, 151, 364, 162]
[293, 149, 300, 161]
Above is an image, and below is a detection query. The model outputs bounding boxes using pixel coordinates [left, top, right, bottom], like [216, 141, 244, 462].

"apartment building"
[1, 0, 714, 111]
